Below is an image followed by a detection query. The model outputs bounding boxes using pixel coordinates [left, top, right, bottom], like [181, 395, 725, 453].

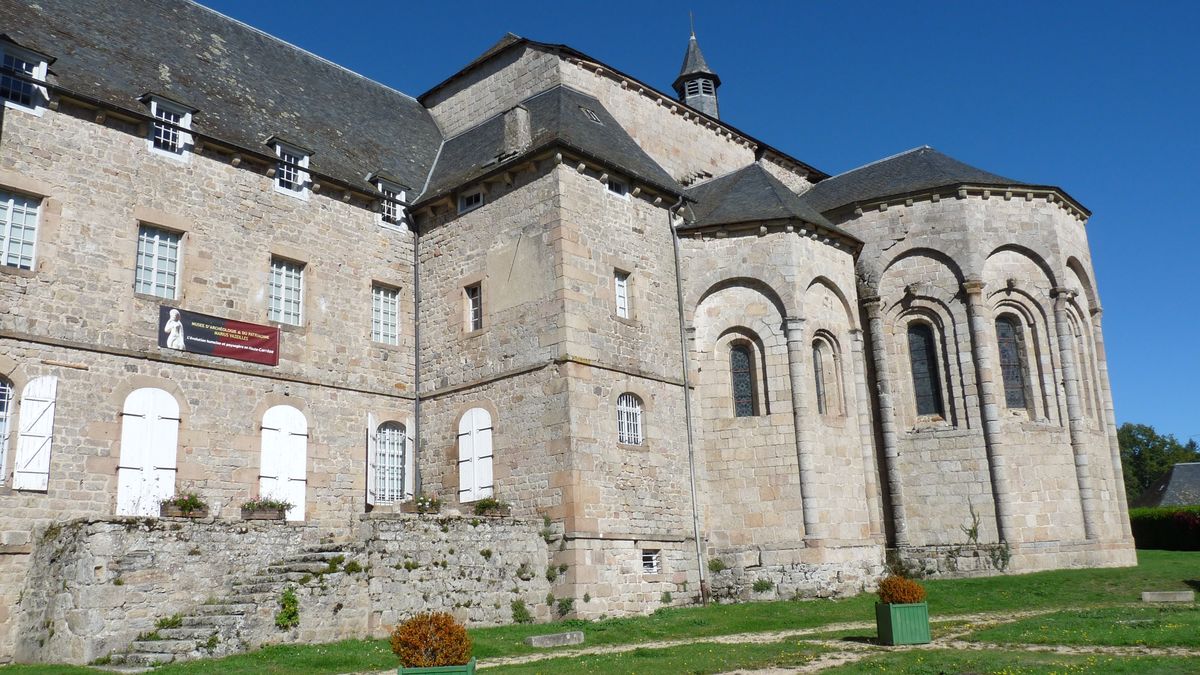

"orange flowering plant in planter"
[391, 612, 475, 674]
[875, 575, 931, 645]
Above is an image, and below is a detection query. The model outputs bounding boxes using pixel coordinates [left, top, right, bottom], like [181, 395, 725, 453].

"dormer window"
[1, 43, 48, 114]
[607, 178, 629, 198]
[377, 179, 406, 228]
[272, 141, 310, 200]
[458, 188, 484, 214]
[146, 97, 193, 159]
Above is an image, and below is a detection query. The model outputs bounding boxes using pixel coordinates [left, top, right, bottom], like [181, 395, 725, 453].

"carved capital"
[961, 279, 985, 296]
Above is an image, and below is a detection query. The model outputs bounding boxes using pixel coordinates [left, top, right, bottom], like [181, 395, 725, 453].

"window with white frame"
[372, 283, 400, 345]
[0, 189, 40, 270]
[273, 143, 310, 197]
[642, 549, 661, 574]
[377, 180, 405, 226]
[458, 189, 484, 214]
[607, 178, 629, 197]
[464, 283, 482, 331]
[147, 98, 192, 158]
[375, 422, 407, 504]
[614, 270, 630, 319]
[135, 225, 181, 299]
[0, 376, 12, 484]
[0, 44, 47, 112]
[268, 257, 304, 325]
[617, 392, 643, 445]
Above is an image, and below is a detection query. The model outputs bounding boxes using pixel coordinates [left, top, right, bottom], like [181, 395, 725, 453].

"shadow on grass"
[1183, 579, 1199, 591]
[839, 636, 878, 645]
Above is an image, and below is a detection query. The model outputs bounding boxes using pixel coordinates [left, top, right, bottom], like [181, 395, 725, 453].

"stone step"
[237, 571, 309, 584]
[306, 542, 351, 553]
[114, 651, 175, 666]
[182, 614, 244, 628]
[266, 561, 329, 574]
[228, 581, 280, 594]
[130, 638, 197, 654]
[156, 627, 216, 640]
[192, 602, 255, 616]
[286, 551, 350, 563]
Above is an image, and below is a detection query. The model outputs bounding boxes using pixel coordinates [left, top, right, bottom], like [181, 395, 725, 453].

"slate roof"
[1132, 463, 1200, 508]
[673, 35, 720, 91]
[801, 146, 1031, 214]
[0, 0, 442, 191]
[680, 163, 854, 240]
[418, 85, 681, 203]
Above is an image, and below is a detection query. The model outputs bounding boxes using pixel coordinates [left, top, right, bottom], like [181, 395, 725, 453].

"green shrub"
[473, 497, 509, 516]
[480, 549, 493, 560]
[660, 591, 673, 604]
[155, 614, 183, 630]
[390, 612, 471, 667]
[275, 586, 300, 629]
[707, 558, 728, 573]
[161, 492, 207, 514]
[510, 599, 533, 624]
[752, 578, 774, 593]
[1129, 506, 1200, 551]
[545, 566, 558, 583]
[343, 560, 363, 574]
[325, 555, 345, 573]
[556, 597, 574, 617]
[241, 497, 292, 512]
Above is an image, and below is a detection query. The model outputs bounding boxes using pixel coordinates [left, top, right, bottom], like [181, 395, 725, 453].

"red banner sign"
[159, 306, 280, 366]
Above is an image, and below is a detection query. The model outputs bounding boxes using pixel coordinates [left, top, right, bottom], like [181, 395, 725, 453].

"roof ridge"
[186, 0, 420, 104]
[824, 145, 934, 182]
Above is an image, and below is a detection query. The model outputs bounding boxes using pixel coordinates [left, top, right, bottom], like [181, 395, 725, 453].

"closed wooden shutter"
[457, 408, 493, 502]
[404, 424, 416, 501]
[117, 388, 180, 516]
[13, 376, 57, 491]
[366, 412, 378, 507]
[261, 405, 308, 521]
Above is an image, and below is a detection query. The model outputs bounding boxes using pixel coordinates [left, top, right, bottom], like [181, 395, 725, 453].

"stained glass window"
[996, 316, 1028, 409]
[907, 323, 945, 417]
[730, 344, 755, 417]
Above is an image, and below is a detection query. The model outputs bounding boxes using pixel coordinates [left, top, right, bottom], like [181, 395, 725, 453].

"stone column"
[783, 316, 820, 543]
[1091, 308, 1132, 539]
[861, 296, 908, 547]
[850, 328, 884, 538]
[1052, 287, 1099, 540]
[962, 280, 1014, 543]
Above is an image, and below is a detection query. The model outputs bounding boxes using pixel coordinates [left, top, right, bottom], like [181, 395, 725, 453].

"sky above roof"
[195, 0, 1200, 444]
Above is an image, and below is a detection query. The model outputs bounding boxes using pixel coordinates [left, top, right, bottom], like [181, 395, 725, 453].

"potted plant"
[240, 497, 291, 521]
[402, 493, 443, 515]
[875, 575, 931, 645]
[472, 497, 510, 518]
[160, 492, 209, 518]
[391, 612, 475, 674]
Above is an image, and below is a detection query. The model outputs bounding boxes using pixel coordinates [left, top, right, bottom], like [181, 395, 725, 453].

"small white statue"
[164, 309, 186, 350]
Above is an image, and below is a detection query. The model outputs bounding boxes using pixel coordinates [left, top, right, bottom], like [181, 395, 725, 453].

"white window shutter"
[366, 412, 378, 507]
[262, 405, 308, 521]
[148, 389, 180, 511]
[259, 408, 286, 506]
[404, 424, 416, 501]
[117, 388, 180, 516]
[476, 417, 494, 499]
[457, 412, 475, 502]
[13, 376, 57, 491]
[116, 400, 149, 516]
[457, 408, 493, 502]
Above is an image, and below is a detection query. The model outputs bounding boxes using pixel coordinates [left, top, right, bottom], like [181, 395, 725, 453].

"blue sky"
[198, 0, 1199, 442]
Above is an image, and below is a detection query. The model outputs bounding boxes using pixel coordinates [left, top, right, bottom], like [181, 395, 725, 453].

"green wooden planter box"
[875, 602, 930, 645]
[399, 658, 476, 674]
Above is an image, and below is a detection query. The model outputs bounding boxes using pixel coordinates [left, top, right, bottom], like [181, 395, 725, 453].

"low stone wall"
[890, 539, 1137, 579]
[706, 544, 885, 602]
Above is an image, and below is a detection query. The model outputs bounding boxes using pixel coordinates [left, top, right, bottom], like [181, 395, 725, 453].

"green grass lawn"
[820, 648, 1200, 674]
[484, 640, 829, 674]
[0, 550, 1195, 675]
[968, 604, 1200, 648]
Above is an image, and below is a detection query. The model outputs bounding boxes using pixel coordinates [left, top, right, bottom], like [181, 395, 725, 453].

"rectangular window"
[458, 189, 484, 214]
[465, 283, 483, 331]
[135, 225, 181, 299]
[1, 48, 45, 110]
[607, 179, 629, 197]
[274, 143, 310, 198]
[378, 181, 405, 226]
[642, 549, 661, 574]
[269, 257, 304, 325]
[372, 284, 400, 345]
[376, 422, 407, 504]
[614, 271, 630, 319]
[0, 189, 40, 270]
[147, 98, 192, 157]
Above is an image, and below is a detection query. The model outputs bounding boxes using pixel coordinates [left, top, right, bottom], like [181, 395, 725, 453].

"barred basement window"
[642, 549, 661, 574]
[995, 316, 1028, 409]
[371, 284, 400, 345]
[0, 376, 11, 485]
[375, 422, 407, 504]
[730, 344, 756, 417]
[617, 393, 643, 445]
[268, 258, 304, 325]
[135, 225, 181, 299]
[614, 270, 630, 319]
[0, 189, 40, 270]
[907, 322, 945, 418]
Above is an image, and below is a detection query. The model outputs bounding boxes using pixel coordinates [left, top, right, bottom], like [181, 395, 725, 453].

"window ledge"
[617, 442, 647, 451]
[270, 320, 306, 334]
[0, 265, 37, 278]
[133, 292, 180, 305]
[462, 328, 486, 339]
[4, 100, 45, 117]
[614, 315, 639, 327]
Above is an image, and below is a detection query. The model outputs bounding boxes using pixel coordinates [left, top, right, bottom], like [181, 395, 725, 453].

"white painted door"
[457, 407, 493, 502]
[260, 405, 307, 521]
[116, 388, 180, 516]
[12, 376, 57, 491]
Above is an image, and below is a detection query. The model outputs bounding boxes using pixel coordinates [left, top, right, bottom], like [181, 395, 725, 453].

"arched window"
[0, 377, 12, 484]
[995, 316, 1028, 409]
[116, 388, 180, 516]
[729, 344, 756, 417]
[907, 323, 945, 418]
[260, 405, 308, 521]
[457, 407, 494, 503]
[1075, 332, 1095, 418]
[617, 393, 643, 445]
[812, 336, 843, 416]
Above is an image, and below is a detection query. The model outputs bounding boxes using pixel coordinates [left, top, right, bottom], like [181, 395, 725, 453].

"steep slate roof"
[801, 146, 1030, 214]
[418, 85, 681, 203]
[0, 0, 442, 191]
[681, 163, 850, 237]
[673, 35, 720, 90]
[1132, 463, 1200, 508]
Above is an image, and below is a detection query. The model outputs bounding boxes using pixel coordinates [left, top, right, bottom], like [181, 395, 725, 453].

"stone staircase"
[108, 544, 353, 667]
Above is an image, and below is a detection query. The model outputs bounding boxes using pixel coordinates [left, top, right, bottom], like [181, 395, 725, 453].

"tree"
[1118, 423, 1200, 502]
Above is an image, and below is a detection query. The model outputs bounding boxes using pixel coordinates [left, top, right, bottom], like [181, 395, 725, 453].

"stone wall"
[13, 514, 552, 665]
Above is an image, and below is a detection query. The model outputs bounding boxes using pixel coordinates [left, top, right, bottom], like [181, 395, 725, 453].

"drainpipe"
[668, 195, 706, 604]
[412, 217, 422, 496]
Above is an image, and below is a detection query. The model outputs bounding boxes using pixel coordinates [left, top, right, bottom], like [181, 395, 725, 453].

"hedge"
[1129, 506, 1200, 550]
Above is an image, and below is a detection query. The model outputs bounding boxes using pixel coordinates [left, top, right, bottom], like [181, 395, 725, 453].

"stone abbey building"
[0, 0, 1134, 664]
